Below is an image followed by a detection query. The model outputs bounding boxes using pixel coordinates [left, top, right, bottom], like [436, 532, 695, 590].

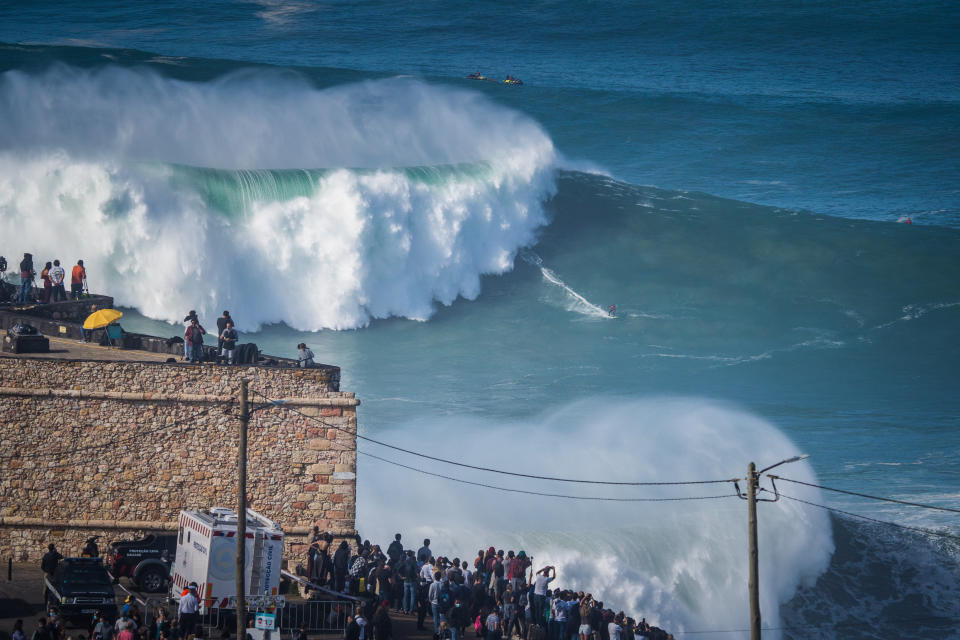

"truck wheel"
[138, 567, 166, 593]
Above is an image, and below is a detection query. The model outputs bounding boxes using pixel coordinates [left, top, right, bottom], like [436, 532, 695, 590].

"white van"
[170, 507, 284, 612]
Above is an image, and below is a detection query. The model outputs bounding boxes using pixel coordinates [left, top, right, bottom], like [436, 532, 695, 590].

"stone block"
[307, 438, 330, 451]
[306, 463, 333, 475]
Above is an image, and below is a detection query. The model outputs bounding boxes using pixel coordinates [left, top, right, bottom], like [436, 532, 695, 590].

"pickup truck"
[44, 557, 117, 623]
[106, 533, 176, 592]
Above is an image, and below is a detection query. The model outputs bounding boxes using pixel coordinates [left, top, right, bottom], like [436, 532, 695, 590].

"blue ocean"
[1, 2, 957, 637]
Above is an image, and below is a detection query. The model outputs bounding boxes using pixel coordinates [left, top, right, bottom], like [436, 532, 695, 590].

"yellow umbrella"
[83, 308, 123, 330]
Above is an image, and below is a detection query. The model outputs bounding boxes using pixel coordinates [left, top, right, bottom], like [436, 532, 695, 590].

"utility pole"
[746, 462, 761, 640]
[740, 455, 809, 640]
[237, 379, 248, 639]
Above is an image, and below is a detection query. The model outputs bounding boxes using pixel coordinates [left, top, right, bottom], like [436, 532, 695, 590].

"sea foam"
[0, 66, 557, 329]
[358, 398, 834, 639]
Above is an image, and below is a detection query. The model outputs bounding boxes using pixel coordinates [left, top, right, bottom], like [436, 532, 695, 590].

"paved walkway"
[0, 336, 176, 363]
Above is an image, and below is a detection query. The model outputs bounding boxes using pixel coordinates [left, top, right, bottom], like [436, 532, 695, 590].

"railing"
[194, 600, 350, 634]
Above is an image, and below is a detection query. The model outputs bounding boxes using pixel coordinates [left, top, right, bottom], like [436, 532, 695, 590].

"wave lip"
[0, 66, 558, 330]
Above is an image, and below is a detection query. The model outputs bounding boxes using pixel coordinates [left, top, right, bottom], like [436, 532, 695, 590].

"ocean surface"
[1, 2, 958, 638]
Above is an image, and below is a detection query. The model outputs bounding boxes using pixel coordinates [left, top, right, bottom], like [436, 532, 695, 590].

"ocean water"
[1, 2, 958, 638]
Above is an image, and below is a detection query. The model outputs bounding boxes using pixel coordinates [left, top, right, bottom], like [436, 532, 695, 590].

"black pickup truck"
[105, 533, 176, 592]
[44, 558, 117, 623]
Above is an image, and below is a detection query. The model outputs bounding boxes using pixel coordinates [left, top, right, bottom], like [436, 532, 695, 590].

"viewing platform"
[0, 293, 340, 386]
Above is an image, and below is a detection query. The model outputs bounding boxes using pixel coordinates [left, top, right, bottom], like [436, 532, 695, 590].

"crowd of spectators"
[309, 532, 674, 640]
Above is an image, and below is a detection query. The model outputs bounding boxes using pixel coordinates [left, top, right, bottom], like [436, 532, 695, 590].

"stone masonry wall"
[0, 358, 358, 562]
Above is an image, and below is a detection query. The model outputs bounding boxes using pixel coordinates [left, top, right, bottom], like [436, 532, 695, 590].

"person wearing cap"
[120, 595, 134, 618]
[178, 583, 199, 638]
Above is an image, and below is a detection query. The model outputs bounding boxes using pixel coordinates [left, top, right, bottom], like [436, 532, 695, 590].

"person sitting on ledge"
[297, 342, 315, 368]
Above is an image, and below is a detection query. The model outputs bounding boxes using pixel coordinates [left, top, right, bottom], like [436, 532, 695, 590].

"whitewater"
[0, 67, 557, 329]
[1, 1, 959, 637]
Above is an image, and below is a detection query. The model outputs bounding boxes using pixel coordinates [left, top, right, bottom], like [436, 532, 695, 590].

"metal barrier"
[190, 600, 351, 635]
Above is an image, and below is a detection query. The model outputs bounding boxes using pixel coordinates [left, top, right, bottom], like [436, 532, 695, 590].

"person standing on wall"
[185, 318, 206, 364]
[49, 260, 66, 302]
[219, 321, 238, 365]
[70, 259, 86, 300]
[18, 253, 35, 304]
[40, 262, 52, 304]
[216, 310, 233, 356]
[182, 310, 202, 362]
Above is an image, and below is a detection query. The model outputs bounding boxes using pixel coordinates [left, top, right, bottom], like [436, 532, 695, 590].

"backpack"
[439, 586, 453, 610]
[350, 556, 366, 578]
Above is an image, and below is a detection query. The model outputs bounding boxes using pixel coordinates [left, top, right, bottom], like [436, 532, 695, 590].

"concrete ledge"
[0, 386, 360, 406]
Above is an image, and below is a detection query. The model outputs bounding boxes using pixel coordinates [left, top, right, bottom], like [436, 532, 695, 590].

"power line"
[776, 492, 960, 543]
[254, 389, 739, 487]
[358, 450, 740, 503]
[771, 475, 960, 514]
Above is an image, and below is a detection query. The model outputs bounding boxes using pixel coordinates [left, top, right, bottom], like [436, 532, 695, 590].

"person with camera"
[532, 566, 556, 625]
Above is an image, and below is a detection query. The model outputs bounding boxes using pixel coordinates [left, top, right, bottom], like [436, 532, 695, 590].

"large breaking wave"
[0, 65, 557, 329]
[358, 398, 835, 638]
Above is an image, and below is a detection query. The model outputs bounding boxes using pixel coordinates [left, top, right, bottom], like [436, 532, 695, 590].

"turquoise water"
[1, 2, 958, 637]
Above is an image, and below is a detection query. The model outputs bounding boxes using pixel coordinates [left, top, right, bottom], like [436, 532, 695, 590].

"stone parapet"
[0, 357, 358, 561]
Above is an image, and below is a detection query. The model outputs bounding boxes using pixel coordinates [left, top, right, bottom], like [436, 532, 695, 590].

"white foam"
[0, 66, 558, 329]
[358, 398, 834, 639]
[520, 251, 612, 318]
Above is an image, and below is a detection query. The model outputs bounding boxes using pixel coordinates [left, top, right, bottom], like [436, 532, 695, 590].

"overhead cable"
[358, 450, 740, 503]
[776, 492, 960, 542]
[771, 476, 960, 514]
[255, 389, 738, 487]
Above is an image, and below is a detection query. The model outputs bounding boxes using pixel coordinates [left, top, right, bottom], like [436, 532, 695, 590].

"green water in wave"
[164, 162, 494, 216]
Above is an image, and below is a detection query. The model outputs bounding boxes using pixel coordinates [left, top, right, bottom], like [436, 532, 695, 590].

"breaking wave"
[0, 65, 557, 329]
[359, 398, 834, 638]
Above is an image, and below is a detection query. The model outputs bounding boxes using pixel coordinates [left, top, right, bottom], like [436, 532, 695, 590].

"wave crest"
[0, 66, 557, 329]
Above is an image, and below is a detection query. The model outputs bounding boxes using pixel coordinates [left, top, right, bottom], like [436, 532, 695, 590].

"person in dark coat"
[387, 534, 403, 566]
[345, 616, 360, 640]
[334, 540, 350, 592]
[373, 602, 392, 640]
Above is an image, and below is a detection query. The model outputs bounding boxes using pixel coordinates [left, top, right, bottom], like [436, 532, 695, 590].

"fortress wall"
[0, 358, 358, 561]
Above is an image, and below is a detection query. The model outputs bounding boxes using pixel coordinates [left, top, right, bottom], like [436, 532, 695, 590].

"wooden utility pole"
[747, 462, 761, 640]
[237, 379, 248, 638]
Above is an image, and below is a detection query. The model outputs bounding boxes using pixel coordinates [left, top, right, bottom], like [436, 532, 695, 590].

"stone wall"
[0, 358, 358, 562]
